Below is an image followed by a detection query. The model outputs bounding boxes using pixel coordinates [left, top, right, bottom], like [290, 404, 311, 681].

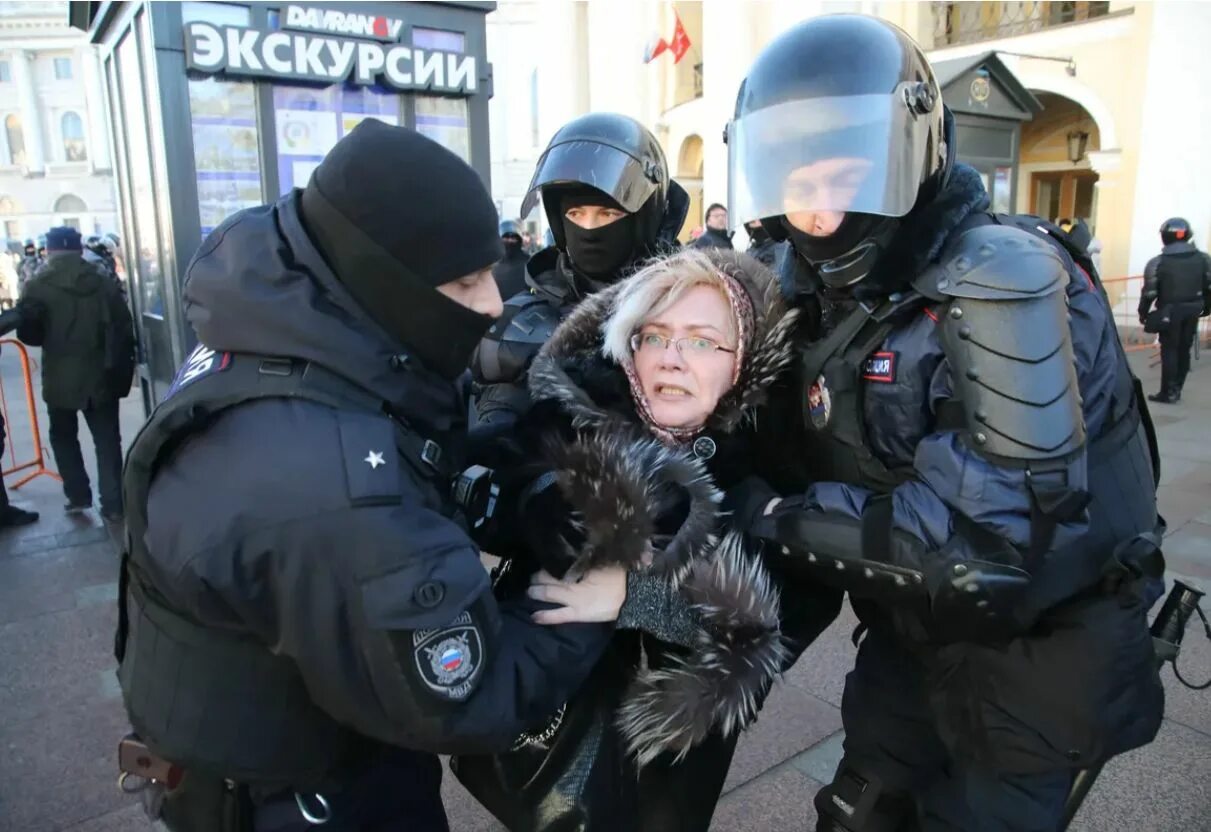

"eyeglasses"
[630, 332, 736, 357]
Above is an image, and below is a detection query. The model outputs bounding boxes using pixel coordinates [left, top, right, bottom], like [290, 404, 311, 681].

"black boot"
[0, 505, 39, 528]
[1148, 388, 1179, 404]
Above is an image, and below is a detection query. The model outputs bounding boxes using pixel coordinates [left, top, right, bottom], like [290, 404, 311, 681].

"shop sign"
[184, 6, 477, 95]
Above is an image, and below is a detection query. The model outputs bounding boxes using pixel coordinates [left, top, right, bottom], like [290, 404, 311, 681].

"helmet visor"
[520, 140, 659, 218]
[728, 92, 930, 226]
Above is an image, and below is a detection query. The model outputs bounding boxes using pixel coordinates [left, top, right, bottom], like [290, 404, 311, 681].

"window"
[61, 111, 87, 161]
[54, 57, 73, 80]
[184, 2, 264, 236]
[4, 220, 18, 240]
[4, 114, 25, 166]
[0, 62, 11, 83]
[54, 193, 87, 214]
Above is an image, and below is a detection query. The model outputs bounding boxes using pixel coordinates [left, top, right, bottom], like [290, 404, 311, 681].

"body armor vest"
[792, 215, 1163, 621]
[115, 350, 445, 788]
[1156, 251, 1207, 306]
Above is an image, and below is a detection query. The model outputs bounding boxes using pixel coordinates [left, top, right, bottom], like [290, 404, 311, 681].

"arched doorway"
[1020, 92, 1101, 230]
[676, 134, 703, 243]
[53, 193, 88, 230]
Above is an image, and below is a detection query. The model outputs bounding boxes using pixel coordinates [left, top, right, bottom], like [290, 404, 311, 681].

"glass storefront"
[79, 1, 493, 412]
[185, 4, 263, 236]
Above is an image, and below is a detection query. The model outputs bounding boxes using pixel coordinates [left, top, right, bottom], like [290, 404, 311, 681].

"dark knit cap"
[300, 119, 503, 379]
[304, 119, 501, 285]
[46, 226, 83, 252]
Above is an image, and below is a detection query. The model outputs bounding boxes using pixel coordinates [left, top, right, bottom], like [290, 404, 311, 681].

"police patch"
[862, 351, 897, 383]
[167, 344, 231, 397]
[806, 374, 832, 430]
[411, 611, 484, 701]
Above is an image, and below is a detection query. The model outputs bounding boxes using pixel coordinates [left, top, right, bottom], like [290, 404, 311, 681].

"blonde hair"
[601, 248, 737, 364]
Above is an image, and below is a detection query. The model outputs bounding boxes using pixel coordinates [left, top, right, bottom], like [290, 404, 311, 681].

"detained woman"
[453, 248, 807, 831]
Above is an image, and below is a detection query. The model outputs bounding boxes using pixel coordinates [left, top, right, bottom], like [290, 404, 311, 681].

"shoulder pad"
[336, 410, 404, 507]
[936, 228, 1086, 462]
[916, 225, 1067, 302]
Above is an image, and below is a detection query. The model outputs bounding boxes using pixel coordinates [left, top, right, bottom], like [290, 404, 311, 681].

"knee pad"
[813, 762, 915, 832]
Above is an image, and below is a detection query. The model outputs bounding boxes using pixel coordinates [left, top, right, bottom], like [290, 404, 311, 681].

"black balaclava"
[557, 187, 639, 280]
[501, 233, 525, 257]
[782, 212, 900, 290]
[300, 119, 503, 380]
[746, 223, 771, 246]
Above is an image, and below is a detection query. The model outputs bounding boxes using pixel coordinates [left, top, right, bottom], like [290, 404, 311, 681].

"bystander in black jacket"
[17, 251, 133, 410]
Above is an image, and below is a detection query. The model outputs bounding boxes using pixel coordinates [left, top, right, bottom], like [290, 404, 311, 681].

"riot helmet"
[728, 15, 949, 289]
[521, 113, 685, 270]
[1160, 217, 1193, 246]
[499, 219, 523, 241]
[23, 239, 36, 256]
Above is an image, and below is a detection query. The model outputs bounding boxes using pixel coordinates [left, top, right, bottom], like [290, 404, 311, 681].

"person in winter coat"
[690, 203, 735, 251]
[16, 226, 133, 522]
[114, 121, 619, 832]
[462, 247, 837, 831]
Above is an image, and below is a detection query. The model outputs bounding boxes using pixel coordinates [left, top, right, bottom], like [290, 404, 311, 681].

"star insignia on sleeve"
[365, 450, 386, 469]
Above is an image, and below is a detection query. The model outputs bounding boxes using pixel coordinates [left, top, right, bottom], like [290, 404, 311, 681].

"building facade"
[0, 1, 116, 248]
[487, 0, 1211, 314]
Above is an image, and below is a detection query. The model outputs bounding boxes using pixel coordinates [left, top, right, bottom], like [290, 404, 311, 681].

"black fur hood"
[523, 251, 796, 765]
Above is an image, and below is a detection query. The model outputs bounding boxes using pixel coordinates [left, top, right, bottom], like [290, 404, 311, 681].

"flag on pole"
[643, 34, 669, 64]
[668, 12, 691, 64]
[643, 12, 692, 64]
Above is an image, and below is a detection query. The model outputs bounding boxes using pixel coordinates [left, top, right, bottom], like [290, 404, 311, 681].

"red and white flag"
[644, 12, 692, 64]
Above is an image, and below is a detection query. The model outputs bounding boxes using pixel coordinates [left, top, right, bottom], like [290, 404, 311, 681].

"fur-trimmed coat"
[499, 254, 801, 765]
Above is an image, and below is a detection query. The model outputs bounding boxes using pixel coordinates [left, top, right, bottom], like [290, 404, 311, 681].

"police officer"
[116, 120, 616, 831]
[743, 219, 779, 267]
[1138, 217, 1211, 403]
[492, 219, 530, 301]
[471, 113, 689, 427]
[727, 16, 1164, 830]
[18, 238, 43, 295]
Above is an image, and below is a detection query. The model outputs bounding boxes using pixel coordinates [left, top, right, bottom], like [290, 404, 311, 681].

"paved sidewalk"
[0, 345, 1208, 831]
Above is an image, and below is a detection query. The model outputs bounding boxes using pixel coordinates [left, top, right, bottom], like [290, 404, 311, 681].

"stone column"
[9, 50, 45, 174]
[80, 47, 112, 172]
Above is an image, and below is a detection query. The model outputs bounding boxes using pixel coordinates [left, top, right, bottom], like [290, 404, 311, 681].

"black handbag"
[450, 641, 641, 832]
[1143, 306, 1171, 334]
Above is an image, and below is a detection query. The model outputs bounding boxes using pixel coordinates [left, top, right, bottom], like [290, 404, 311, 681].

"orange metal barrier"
[0, 338, 60, 489]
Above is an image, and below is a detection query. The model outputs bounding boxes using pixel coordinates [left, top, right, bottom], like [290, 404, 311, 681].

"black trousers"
[0, 411, 10, 509]
[1159, 313, 1200, 393]
[815, 627, 1072, 832]
[47, 400, 123, 514]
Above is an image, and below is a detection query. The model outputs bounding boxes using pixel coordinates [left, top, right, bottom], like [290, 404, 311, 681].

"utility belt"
[118, 734, 338, 831]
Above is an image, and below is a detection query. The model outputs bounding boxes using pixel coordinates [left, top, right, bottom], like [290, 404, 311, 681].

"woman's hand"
[527, 566, 627, 625]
